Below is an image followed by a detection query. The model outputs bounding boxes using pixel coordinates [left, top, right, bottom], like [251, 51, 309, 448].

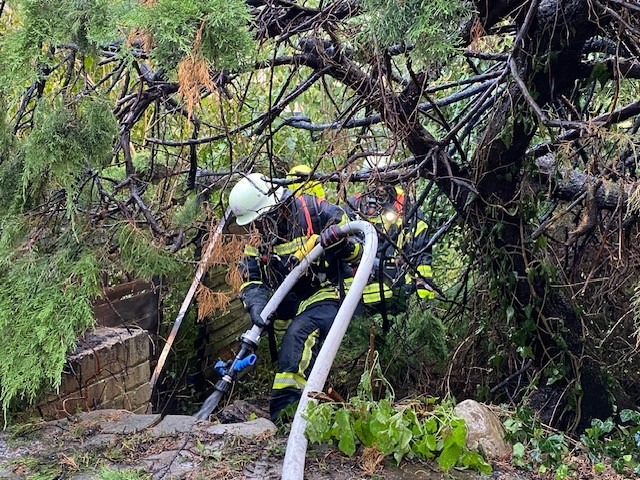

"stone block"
[453, 399, 512, 460]
[101, 412, 161, 434]
[203, 418, 276, 438]
[99, 395, 126, 411]
[66, 328, 150, 386]
[77, 410, 161, 434]
[133, 403, 152, 415]
[80, 361, 151, 407]
[117, 382, 152, 412]
[42, 360, 151, 418]
[34, 325, 155, 420]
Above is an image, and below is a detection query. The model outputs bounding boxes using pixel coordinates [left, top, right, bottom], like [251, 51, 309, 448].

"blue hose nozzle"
[214, 354, 257, 376]
[233, 354, 257, 373]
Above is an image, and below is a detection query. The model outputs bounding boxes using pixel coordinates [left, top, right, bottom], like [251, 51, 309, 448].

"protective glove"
[320, 225, 345, 249]
[415, 279, 435, 300]
[248, 300, 270, 328]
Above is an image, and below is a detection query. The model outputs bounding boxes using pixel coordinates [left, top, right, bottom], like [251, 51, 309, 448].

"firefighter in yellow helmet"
[287, 165, 325, 199]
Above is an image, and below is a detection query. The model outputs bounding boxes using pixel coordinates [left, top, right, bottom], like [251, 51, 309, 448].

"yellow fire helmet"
[287, 164, 325, 199]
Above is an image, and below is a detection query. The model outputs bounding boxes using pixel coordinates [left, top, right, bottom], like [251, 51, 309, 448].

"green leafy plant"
[117, 223, 183, 279]
[0, 218, 186, 420]
[0, 246, 101, 419]
[304, 351, 491, 474]
[128, 0, 254, 70]
[580, 409, 640, 476]
[22, 98, 118, 205]
[505, 406, 640, 478]
[358, 0, 469, 65]
[503, 407, 573, 478]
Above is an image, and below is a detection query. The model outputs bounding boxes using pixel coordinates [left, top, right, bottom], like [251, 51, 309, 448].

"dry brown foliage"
[195, 283, 232, 321]
[203, 233, 247, 267]
[178, 28, 215, 117]
[358, 445, 385, 475]
[194, 223, 261, 319]
[126, 27, 152, 53]
[469, 16, 487, 49]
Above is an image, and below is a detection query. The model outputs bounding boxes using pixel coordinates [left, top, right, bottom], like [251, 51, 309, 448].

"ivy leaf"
[305, 403, 333, 443]
[413, 434, 437, 458]
[460, 451, 492, 474]
[354, 416, 376, 447]
[620, 410, 640, 425]
[513, 442, 525, 458]
[450, 419, 467, 446]
[334, 410, 356, 456]
[437, 437, 463, 471]
[424, 417, 438, 433]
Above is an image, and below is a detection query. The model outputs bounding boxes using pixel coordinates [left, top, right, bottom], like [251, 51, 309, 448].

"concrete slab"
[204, 417, 277, 438]
[142, 449, 199, 480]
[0, 467, 16, 480]
[76, 410, 161, 434]
[149, 415, 202, 436]
[79, 433, 119, 449]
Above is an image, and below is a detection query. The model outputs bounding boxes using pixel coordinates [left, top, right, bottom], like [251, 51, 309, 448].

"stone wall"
[36, 327, 153, 419]
[34, 271, 252, 418]
[34, 279, 160, 419]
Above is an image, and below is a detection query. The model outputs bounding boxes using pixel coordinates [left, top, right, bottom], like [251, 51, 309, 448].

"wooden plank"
[206, 312, 249, 341]
[99, 279, 158, 300]
[92, 279, 160, 332]
[206, 304, 246, 335]
[204, 326, 249, 358]
[94, 293, 159, 330]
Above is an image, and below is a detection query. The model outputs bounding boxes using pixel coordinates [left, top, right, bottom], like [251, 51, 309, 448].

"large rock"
[453, 399, 511, 460]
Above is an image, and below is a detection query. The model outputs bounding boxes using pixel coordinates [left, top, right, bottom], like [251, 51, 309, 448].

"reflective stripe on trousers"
[270, 300, 339, 419]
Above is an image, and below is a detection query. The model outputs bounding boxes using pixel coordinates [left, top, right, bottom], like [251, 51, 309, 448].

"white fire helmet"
[228, 173, 284, 226]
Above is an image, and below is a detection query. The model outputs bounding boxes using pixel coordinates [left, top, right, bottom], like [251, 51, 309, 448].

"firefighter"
[287, 164, 325, 199]
[228, 172, 361, 421]
[346, 183, 434, 318]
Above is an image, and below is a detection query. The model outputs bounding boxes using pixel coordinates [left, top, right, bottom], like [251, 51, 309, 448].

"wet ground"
[0, 407, 530, 480]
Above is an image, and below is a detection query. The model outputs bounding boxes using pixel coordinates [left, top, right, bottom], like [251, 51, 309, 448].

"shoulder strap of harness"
[296, 195, 314, 237]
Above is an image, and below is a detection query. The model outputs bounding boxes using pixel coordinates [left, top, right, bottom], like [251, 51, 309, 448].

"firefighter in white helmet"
[228, 172, 362, 422]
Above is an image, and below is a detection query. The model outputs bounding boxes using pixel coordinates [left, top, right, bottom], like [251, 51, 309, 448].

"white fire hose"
[281, 220, 378, 480]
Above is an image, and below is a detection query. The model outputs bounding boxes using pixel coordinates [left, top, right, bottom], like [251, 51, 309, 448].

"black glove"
[249, 301, 270, 328]
[320, 225, 344, 249]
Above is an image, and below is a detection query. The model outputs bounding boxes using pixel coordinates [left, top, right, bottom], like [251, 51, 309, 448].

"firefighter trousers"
[269, 299, 339, 421]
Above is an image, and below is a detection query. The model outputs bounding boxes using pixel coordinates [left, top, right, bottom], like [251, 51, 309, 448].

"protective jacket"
[239, 190, 360, 316]
[346, 187, 433, 310]
[238, 190, 361, 420]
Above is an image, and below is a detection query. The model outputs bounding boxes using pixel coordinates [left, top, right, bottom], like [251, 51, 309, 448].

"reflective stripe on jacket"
[239, 191, 361, 313]
[345, 191, 432, 305]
